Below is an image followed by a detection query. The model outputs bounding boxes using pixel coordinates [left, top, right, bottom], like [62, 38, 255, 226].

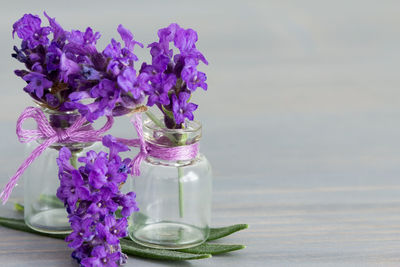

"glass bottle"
[129, 117, 212, 249]
[24, 107, 98, 234]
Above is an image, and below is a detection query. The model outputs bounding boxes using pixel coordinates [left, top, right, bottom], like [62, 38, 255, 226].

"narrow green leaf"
[0, 217, 67, 240]
[207, 224, 249, 241]
[161, 105, 175, 121]
[120, 239, 211, 260]
[178, 243, 246, 255]
[0, 216, 247, 260]
[0, 217, 210, 261]
[14, 203, 24, 212]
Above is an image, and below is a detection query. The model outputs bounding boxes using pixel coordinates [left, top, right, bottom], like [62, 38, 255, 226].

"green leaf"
[14, 203, 24, 212]
[178, 243, 245, 255]
[207, 224, 249, 241]
[0, 217, 211, 261]
[0, 217, 66, 240]
[0, 216, 247, 261]
[120, 239, 211, 260]
[161, 105, 175, 121]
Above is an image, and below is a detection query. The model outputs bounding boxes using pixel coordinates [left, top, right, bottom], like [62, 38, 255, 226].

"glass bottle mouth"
[35, 105, 94, 150]
[143, 118, 202, 134]
[143, 117, 202, 147]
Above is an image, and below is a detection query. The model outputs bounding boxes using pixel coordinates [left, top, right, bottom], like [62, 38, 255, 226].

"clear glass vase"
[129, 117, 212, 249]
[24, 107, 97, 234]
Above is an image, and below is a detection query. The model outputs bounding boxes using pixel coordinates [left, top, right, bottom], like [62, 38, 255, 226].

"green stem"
[145, 110, 165, 129]
[144, 110, 176, 142]
[69, 151, 78, 169]
[144, 110, 185, 218]
[178, 167, 184, 218]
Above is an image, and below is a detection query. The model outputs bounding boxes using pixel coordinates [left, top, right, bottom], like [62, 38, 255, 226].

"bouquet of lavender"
[12, 13, 207, 126]
[12, 12, 146, 122]
[140, 23, 208, 129]
[57, 135, 138, 266]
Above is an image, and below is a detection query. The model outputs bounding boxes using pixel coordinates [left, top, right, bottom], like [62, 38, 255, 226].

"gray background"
[1, 0, 400, 266]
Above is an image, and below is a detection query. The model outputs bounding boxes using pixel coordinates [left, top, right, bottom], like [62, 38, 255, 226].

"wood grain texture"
[2, 0, 400, 266]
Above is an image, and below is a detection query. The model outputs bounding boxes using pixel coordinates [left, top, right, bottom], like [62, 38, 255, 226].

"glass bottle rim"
[143, 117, 202, 135]
[35, 101, 79, 115]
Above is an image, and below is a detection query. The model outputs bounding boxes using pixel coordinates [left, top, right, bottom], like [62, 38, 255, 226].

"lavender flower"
[22, 72, 52, 98]
[172, 92, 198, 124]
[12, 13, 148, 123]
[140, 23, 208, 128]
[12, 14, 51, 49]
[80, 245, 121, 267]
[97, 216, 128, 245]
[57, 135, 138, 266]
[66, 216, 95, 249]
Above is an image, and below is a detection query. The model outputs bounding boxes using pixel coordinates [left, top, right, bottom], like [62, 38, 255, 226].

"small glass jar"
[24, 107, 97, 234]
[129, 118, 212, 249]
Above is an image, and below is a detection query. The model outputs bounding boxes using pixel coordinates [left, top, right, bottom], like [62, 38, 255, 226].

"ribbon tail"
[115, 137, 140, 148]
[130, 152, 146, 176]
[0, 137, 56, 204]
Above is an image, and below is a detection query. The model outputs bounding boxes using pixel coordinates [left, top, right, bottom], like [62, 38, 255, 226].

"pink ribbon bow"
[0, 106, 114, 204]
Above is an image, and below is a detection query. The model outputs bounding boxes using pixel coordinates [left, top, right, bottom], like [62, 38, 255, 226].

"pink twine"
[0, 107, 114, 204]
[0, 108, 198, 204]
[118, 113, 199, 176]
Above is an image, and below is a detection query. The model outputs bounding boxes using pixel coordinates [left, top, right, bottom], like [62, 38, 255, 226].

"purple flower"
[115, 192, 139, 217]
[66, 79, 120, 122]
[117, 24, 143, 51]
[45, 93, 60, 108]
[22, 72, 52, 98]
[103, 39, 121, 60]
[148, 42, 171, 72]
[174, 27, 198, 53]
[102, 135, 130, 160]
[12, 13, 147, 123]
[64, 28, 100, 56]
[87, 157, 108, 189]
[57, 147, 74, 172]
[172, 92, 198, 124]
[57, 137, 137, 266]
[146, 73, 176, 106]
[80, 245, 120, 267]
[105, 158, 128, 186]
[82, 66, 100, 80]
[141, 23, 208, 127]
[182, 67, 207, 91]
[12, 14, 51, 49]
[78, 150, 99, 165]
[60, 53, 80, 82]
[97, 216, 128, 245]
[117, 67, 149, 100]
[59, 169, 90, 208]
[158, 23, 179, 43]
[43, 12, 67, 42]
[45, 42, 63, 72]
[66, 216, 95, 249]
[88, 191, 118, 216]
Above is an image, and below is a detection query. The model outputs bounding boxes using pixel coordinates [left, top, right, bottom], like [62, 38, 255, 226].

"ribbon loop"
[129, 113, 148, 176]
[0, 107, 114, 204]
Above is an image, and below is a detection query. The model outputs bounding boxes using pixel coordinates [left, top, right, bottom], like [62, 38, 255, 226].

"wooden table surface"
[2, 1, 400, 266]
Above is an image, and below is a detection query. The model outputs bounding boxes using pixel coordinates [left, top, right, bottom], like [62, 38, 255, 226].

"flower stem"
[144, 110, 185, 218]
[178, 167, 184, 218]
[69, 151, 78, 169]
